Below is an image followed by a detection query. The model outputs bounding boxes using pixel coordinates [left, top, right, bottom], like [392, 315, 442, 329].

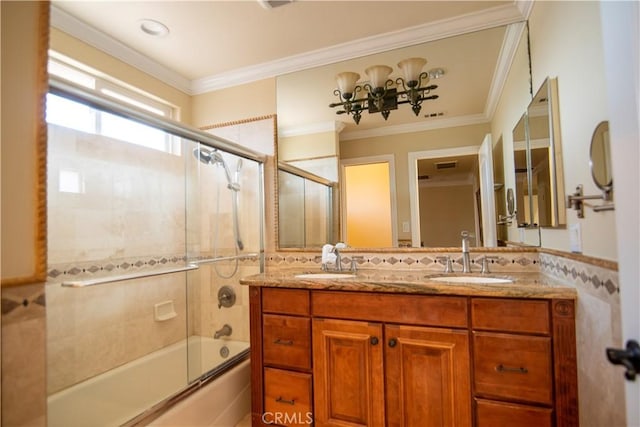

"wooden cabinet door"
[385, 325, 471, 427]
[312, 318, 384, 427]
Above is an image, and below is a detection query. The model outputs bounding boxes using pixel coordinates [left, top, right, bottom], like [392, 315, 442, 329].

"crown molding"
[50, 2, 527, 96]
[50, 5, 193, 94]
[485, 21, 527, 119]
[192, 3, 527, 94]
[340, 114, 489, 141]
[515, 0, 535, 19]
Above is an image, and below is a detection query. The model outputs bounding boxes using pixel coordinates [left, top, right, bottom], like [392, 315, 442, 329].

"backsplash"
[539, 251, 619, 296]
[266, 249, 540, 273]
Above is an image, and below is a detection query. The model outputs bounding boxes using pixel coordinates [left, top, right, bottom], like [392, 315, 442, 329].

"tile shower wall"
[47, 124, 261, 395]
[46, 124, 189, 394]
[186, 149, 262, 347]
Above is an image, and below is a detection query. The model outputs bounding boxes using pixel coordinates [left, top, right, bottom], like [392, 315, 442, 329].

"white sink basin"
[428, 275, 513, 284]
[295, 273, 356, 279]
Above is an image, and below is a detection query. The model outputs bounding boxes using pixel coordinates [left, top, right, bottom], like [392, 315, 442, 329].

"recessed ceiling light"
[139, 19, 169, 37]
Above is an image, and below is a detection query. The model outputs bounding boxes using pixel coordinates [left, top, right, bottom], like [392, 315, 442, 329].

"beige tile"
[234, 413, 251, 427]
[2, 313, 46, 426]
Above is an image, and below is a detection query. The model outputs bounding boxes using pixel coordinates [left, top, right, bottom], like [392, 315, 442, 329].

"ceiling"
[50, 1, 530, 136]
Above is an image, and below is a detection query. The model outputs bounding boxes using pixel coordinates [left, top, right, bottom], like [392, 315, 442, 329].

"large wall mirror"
[276, 21, 531, 250]
[511, 77, 565, 241]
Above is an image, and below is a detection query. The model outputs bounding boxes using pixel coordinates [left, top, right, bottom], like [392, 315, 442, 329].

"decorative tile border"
[47, 254, 189, 283]
[1, 283, 46, 320]
[46, 252, 260, 284]
[267, 250, 540, 273]
[540, 252, 619, 296]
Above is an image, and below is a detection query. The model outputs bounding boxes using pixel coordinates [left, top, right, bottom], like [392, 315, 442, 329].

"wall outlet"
[402, 221, 410, 233]
[569, 223, 582, 253]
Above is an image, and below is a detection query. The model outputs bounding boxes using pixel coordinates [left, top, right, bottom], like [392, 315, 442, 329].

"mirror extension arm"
[567, 184, 614, 218]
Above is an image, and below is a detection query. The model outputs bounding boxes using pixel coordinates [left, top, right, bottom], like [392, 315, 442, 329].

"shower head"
[193, 147, 240, 192]
[194, 147, 214, 164]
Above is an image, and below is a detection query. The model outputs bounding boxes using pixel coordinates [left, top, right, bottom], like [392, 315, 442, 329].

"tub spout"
[214, 324, 232, 339]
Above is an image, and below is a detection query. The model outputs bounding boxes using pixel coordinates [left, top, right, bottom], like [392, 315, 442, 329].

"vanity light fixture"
[329, 57, 439, 125]
[139, 19, 169, 37]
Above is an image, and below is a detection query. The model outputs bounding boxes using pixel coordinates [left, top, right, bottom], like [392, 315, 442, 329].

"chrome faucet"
[322, 243, 347, 272]
[214, 324, 232, 339]
[461, 231, 473, 273]
[332, 246, 343, 272]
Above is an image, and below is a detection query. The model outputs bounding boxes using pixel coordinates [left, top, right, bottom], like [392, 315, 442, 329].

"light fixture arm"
[396, 71, 431, 116]
[330, 86, 366, 124]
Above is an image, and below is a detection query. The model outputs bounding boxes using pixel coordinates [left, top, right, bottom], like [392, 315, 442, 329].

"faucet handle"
[480, 256, 500, 274]
[436, 256, 454, 273]
[350, 256, 364, 272]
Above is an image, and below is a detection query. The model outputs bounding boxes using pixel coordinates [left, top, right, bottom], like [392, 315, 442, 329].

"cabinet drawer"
[312, 291, 467, 328]
[263, 288, 310, 315]
[476, 399, 552, 427]
[263, 314, 311, 370]
[471, 298, 550, 335]
[264, 368, 312, 426]
[474, 332, 552, 405]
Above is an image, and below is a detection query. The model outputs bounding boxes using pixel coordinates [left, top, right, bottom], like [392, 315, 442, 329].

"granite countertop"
[240, 269, 577, 299]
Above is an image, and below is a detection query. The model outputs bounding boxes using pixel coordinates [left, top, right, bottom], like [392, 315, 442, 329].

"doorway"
[341, 155, 397, 247]
[409, 146, 483, 247]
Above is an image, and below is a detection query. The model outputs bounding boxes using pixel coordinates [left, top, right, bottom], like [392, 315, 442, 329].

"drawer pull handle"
[496, 364, 528, 374]
[276, 396, 296, 405]
[274, 339, 294, 346]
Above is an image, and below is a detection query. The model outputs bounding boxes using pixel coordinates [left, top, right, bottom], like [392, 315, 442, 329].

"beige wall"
[50, 28, 192, 123]
[191, 79, 276, 128]
[341, 123, 490, 243]
[419, 183, 476, 247]
[279, 131, 338, 161]
[528, 1, 615, 260]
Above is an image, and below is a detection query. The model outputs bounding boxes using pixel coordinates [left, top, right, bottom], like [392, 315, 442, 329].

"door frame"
[600, 1, 640, 423]
[408, 146, 481, 248]
[340, 154, 398, 247]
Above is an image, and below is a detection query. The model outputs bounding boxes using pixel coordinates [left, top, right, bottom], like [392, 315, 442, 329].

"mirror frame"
[589, 120, 613, 194]
[526, 77, 566, 228]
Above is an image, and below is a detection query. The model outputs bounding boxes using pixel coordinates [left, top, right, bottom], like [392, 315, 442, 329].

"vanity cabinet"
[248, 286, 577, 427]
[471, 298, 577, 427]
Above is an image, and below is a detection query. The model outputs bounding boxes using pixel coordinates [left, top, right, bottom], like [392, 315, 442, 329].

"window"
[46, 55, 179, 154]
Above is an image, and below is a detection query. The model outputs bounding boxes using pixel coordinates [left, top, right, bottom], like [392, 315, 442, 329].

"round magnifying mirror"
[589, 121, 613, 193]
[506, 188, 515, 215]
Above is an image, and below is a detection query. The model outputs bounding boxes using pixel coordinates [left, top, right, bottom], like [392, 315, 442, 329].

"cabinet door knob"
[388, 338, 397, 348]
[370, 336, 379, 345]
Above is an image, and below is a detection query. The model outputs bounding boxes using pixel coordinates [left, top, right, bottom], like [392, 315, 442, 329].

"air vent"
[434, 161, 457, 170]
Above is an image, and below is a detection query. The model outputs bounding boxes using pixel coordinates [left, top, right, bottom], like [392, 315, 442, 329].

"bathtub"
[47, 337, 249, 427]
